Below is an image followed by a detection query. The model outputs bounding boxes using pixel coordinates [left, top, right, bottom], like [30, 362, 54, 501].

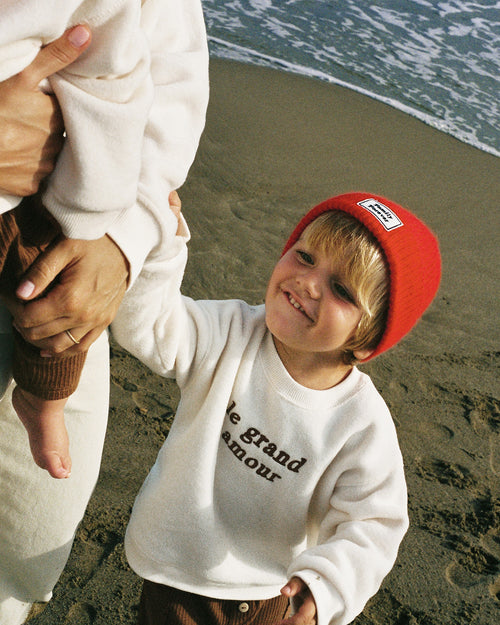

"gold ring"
[65, 330, 80, 345]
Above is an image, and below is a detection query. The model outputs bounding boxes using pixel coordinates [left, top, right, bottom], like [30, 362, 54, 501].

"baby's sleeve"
[42, 0, 153, 240]
[106, 0, 210, 286]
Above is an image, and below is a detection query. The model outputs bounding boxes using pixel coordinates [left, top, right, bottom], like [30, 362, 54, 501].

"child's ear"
[353, 348, 374, 361]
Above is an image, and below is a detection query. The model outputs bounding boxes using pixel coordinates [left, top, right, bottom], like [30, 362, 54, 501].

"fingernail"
[40, 351, 53, 358]
[68, 25, 90, 48]
[16, 280, 35, 299]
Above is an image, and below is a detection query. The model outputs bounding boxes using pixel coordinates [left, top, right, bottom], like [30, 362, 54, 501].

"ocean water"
[201, 0, 500, 157]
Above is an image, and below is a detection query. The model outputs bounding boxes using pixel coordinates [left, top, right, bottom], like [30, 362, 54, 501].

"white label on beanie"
[358, 199, 403, 231]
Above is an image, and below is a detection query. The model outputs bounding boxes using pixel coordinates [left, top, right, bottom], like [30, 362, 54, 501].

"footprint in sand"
[416, 419, 454, 444]
[480, 528, 500, 561]
[415, 457, 477, 489]
[444, 501, 500, 591]
[64, 602, 96, 624]
[464, 394, 499, 475]
[69, 527, 121, 587]
[445, 561, 483, 588]
[489, 577, 500, 602]
[481, 529, 500, 602]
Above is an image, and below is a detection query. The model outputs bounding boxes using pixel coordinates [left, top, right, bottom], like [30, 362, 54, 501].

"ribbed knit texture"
[12, 329, 87, 400]
[0, 199, 88, 399]
[282, 193, 441, 360]
[138, 581, 290, 625]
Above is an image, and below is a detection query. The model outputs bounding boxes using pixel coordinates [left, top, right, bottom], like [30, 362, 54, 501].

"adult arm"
[0, 25, 129, 354]
[12, 0, 209, 355]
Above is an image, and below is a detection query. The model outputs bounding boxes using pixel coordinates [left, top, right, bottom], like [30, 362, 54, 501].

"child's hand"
[277, 577, 317, 625]
[168, 190, 183, 235]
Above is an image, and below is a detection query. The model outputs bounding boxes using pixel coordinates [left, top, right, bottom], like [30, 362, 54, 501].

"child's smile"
[265, 239, 367, 386]
[285, 292, 314, 322]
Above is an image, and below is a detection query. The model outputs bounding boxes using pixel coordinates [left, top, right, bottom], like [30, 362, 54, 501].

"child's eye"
[296, 250, 314, 265]
[332, 282, 355, 304]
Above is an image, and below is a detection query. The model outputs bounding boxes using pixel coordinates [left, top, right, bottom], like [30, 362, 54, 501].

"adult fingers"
[16, 238, 72, 301]
[39, 326, 104, 358]
[20, 25, 92, 90]
[14, 315, 103, 355]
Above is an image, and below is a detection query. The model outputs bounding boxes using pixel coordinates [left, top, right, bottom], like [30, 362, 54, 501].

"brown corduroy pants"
[138, 580, 290, 625]
[0, 198, 87, 399]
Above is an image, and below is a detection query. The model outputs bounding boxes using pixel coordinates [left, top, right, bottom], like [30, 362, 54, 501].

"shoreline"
[28, 58, 500, 625]
[209, 50, 500, 159]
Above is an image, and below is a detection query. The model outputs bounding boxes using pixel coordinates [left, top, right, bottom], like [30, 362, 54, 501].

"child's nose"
[299, 269, 321, 299]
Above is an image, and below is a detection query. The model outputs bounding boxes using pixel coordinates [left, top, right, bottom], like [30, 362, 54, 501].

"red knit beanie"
[282, 193, 441, 360]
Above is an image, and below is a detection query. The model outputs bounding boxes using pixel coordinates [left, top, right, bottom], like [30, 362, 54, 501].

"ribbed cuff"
[12, 330, 87, 400]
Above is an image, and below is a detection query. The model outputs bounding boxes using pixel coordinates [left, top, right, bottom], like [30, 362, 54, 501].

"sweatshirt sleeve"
[111, 214, 192, 376]
[42, 0, 153, 240]
[106, 0, 209, 286]
[287, 414, 409, 625]
[111, 214, 234, 386]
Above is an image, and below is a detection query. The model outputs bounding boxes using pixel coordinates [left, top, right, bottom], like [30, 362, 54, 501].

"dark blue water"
[202, 0, 500, 156]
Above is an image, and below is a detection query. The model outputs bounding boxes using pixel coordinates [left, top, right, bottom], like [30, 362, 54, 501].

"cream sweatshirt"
[112, 222, 409, 625]
[0, 0, 208, 282]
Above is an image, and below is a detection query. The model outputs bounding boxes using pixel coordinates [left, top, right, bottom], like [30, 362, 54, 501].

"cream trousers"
[0, 305, 109, 624]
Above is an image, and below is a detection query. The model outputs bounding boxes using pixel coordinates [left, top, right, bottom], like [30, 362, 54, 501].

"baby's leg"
[12, 387, 71, 479]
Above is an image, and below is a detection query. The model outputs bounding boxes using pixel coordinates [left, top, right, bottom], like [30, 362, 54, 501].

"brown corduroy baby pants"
[138, 580, 290, 625]
[0, 198, 87, 399]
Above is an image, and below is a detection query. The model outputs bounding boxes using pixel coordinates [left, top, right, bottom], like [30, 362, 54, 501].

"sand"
[27, 59, 500, 625]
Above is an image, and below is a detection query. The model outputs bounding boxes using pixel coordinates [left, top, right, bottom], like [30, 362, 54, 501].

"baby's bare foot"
[12, 387, 72, 479]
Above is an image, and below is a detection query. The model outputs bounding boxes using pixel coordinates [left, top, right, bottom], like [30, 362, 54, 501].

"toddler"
[111, 192, 441, 625]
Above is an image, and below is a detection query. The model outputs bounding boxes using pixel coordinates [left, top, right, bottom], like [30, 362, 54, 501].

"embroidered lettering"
[274, 450, 290, 466]
[263, 442, 278, 457]
[287, 457, 307, 473]
[240, 426, 308, 473]
[226, 400, 241, 425]
[222, 430, 281, 483]
[256, 464, 278, 480]
[240, 427, 260, 444]
[223, 401, 308, 482]
[228, 439, 246, 460]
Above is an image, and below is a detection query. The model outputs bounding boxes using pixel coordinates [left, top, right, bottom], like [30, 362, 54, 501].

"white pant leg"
[0, 600, 31, 625]
[0, 308, 110, 623]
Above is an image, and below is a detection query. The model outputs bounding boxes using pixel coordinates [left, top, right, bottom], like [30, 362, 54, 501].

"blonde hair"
[301, 211, 389, 364]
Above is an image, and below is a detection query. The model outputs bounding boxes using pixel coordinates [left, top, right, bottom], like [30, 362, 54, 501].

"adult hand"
[9, 192, 186, 355]
[0, 24, 129, 356]
[277, 578, 317, 625]
[8, 234, 129, 356]
[0, 25, 91, 197]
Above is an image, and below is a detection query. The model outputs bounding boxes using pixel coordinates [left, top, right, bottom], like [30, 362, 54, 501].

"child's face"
[265, 237, 368, 372]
